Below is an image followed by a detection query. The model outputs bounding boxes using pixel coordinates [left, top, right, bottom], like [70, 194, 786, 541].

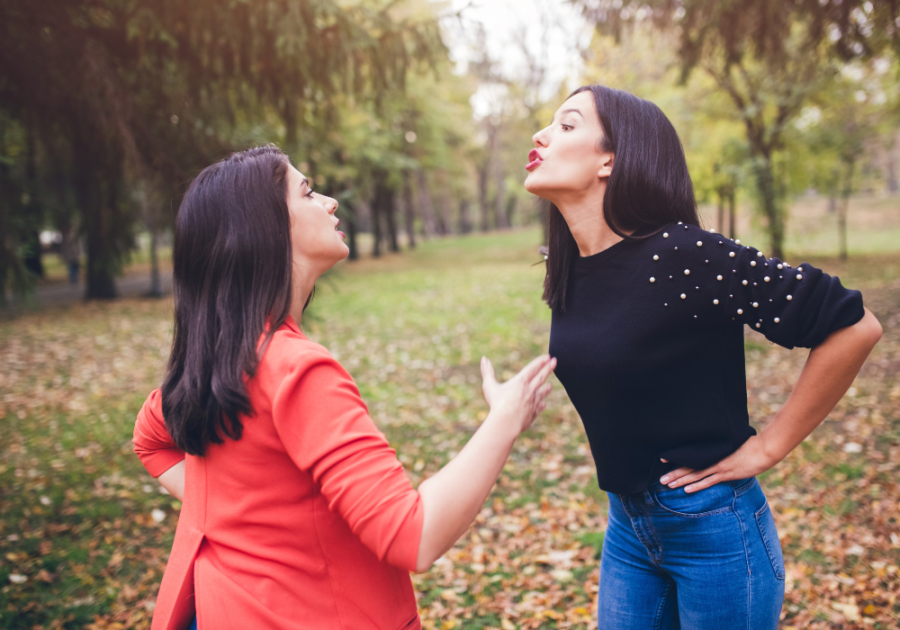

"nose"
[325, 196, 339, 214]
[532, 126, 549, 148]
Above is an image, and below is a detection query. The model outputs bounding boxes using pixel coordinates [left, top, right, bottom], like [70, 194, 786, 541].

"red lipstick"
[526, 148, 543, 171]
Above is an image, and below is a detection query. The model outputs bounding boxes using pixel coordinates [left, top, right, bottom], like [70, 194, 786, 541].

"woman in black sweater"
[524, 85, 882, 629]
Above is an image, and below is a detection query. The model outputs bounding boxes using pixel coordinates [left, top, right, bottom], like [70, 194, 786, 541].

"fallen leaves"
[1, 236, 899, 629]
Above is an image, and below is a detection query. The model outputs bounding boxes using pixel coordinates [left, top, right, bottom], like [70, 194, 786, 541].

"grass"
[2, 226, 900, 629]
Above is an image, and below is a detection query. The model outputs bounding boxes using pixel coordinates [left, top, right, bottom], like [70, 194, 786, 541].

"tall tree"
[576, 0, 896, 258]
[0, 0, 445, 298]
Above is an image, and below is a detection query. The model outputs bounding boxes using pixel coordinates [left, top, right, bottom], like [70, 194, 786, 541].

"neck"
[553, 183, 628, 257]
[289, 264, 318, 326]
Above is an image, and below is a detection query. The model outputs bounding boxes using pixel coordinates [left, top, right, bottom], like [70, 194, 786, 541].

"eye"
[561, 124, 573, 131]
[305, 188, 315, 199]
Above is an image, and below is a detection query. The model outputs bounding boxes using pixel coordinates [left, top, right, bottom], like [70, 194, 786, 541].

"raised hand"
[481, 354, 556, 435]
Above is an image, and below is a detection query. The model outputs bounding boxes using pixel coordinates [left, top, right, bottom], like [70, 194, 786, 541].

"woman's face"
[524, 91, 614, 204]
[285, 164, 348, 276]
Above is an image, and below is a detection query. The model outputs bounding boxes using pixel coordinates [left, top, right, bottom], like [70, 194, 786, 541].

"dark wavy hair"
[162, 146, 293, 456]
[543, 85, 700, 312]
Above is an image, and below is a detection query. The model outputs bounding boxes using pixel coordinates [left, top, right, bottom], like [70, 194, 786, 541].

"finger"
[667, 466, 718, 489]
[685, 473, 723, 493]
[529, 357, 557, 390]
[659, 467, 693, 485]
[481, 356, 497, 386]
[660, 458, 669, 463]
[518, 354, 550, 383]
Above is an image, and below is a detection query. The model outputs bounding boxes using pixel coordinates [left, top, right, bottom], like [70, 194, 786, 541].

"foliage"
[575, 0, 899, 259]
[0, 0, 449, 299]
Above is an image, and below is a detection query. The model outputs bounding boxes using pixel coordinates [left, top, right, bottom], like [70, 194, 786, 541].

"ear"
[598, 153, 615, 179]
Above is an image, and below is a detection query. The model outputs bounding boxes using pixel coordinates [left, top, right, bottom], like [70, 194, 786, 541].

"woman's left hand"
[658, 435, 777, 493]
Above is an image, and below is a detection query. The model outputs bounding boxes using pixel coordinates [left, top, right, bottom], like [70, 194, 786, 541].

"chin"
[524, 176, 550, 200]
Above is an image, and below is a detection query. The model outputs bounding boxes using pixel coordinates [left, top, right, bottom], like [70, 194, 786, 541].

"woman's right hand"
[480, 354, 556, 434]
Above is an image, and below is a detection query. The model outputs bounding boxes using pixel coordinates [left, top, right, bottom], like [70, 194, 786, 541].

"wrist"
[757, 430, 788, 468]
[483, 406, 521, 443]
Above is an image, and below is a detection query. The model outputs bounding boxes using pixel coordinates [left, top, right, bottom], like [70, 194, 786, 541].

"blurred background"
[1, 1, 899, 629]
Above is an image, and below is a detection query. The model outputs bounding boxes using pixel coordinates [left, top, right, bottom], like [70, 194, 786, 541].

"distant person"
[523, 86, 882, 629]
[132, 146, 556, 630]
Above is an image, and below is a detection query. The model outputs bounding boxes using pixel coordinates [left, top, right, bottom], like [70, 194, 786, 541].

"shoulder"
[266, 325, 338, 372]
[647, 222, 758, 270]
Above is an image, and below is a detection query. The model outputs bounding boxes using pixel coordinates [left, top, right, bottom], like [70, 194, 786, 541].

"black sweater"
[549, 222, 864, 496]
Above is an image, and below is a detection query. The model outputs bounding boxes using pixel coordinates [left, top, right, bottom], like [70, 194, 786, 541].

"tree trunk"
[372, 177, 384, 258]
[372, 197, 382, 258]
[887, 134, 898, 194]
[386, 191, 399, 253]
[478, 164, 489, 232]
[495, 171, 509, 230]
[459, 199, 471, 234]
[717, 193, 724, 234]
[505, 195, 517, 227]
[23, 116, 43, 278]
[415, 170, 438, 237]
[728, 191, 736, 241]
[838, 158, 855, 261]
[437, 170, 452, 235]
[402, 171, 416, 249]
[752, 155, 784, 259]
[344, 205, 358, 261]
[76, 170, 117, 298]
[148, 227, 162, 297]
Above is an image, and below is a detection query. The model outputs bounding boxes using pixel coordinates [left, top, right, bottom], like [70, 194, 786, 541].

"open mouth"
[526, 149, 543, 171]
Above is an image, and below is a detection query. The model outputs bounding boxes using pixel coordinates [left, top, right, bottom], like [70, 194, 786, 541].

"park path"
[5, 270, 173, 309]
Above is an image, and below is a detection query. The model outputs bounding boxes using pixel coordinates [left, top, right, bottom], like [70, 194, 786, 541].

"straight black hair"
[162, 145, 293, 456]
[543, 85, 700, 312]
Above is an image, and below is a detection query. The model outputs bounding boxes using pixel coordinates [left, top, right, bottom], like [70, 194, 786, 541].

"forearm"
[156, 459, 185, 501]
[760, 307, 882, 462]
[414, 411, 518, 572]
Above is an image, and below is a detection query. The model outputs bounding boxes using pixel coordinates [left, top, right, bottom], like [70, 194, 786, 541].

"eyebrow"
[551, 108, 584, 123]
[300, 176, 310, 191]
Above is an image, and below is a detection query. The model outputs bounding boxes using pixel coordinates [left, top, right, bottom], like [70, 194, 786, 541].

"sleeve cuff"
[134, 444, 186, 478]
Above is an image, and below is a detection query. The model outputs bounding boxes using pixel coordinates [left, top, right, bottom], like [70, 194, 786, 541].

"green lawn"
[2, 228, 899, 629]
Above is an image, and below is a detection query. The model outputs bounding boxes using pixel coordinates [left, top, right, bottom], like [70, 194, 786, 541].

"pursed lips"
[526, 148, 543, 171]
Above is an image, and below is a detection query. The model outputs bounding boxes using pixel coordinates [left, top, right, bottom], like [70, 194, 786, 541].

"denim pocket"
[652, 481, 734, 517]
[754, 501, 786, 580]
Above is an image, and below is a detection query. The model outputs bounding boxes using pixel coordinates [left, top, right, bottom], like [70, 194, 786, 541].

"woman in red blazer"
[133, 146, 555, 630]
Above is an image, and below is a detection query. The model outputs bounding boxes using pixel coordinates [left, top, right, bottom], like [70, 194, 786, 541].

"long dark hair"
[543, 85, 700, 312]
[162, 146, 293, 456]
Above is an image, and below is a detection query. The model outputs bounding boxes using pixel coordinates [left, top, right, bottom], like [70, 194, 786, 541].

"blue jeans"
[597, 477, 785, 629]
[188, 617, 197, 630]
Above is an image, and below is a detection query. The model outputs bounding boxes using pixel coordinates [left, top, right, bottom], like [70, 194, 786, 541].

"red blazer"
[133, 316, 423, 630]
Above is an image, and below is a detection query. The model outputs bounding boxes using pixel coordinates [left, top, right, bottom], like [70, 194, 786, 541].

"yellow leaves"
[831, 601, 860, 622]
[500, 619, 516, 630]
[107, 552, 124, 569]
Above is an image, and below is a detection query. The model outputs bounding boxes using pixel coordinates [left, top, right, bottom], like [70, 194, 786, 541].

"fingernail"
[660, 476, 669, 484]
[668, 482, 677, 488]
